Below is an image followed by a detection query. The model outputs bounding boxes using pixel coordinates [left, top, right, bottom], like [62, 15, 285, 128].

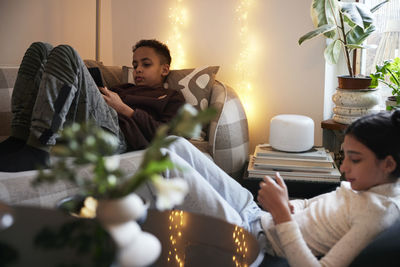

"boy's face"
[132, 46, 169, 88]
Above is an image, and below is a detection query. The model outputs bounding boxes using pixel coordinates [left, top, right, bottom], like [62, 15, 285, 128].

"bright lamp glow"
[167, 0, 188, 69]
[234, 0, 257, 116]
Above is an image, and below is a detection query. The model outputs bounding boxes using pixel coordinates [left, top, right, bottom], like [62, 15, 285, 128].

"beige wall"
[0, 0, 327, 151]
[0, 0, 96, 65]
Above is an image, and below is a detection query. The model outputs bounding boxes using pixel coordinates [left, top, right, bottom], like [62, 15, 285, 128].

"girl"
[145, 109, 400, 267]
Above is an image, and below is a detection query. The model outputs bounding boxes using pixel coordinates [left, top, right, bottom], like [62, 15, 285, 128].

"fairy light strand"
[167, 0, 188, 69]
[234, 0, 257, 115]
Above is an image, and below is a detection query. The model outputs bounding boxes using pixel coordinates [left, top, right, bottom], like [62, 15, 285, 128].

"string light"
[167, 210, 185, 266]
[232, 225, 249, 267]
[167, 0, 188, 69]
[234, 0, 257, 116]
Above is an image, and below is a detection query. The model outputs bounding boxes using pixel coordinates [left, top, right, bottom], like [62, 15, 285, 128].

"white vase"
[97, 193, 148, 224]
[96, 193, 161, 267]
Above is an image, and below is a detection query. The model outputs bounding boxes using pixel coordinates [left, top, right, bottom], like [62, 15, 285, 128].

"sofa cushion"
[0, 169, 80, 208]
[84, 60, 124, 88]
[164, 66, 220, 112]
[0, 150, 146, 208]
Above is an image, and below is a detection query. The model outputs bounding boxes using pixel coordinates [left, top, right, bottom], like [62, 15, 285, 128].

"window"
[361, 0, 400, 107]
[361, 0, 400, 74]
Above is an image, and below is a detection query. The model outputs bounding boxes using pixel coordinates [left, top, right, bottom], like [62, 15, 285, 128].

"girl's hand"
[257, 172, 293, 224]
[99, 87, 134, 117]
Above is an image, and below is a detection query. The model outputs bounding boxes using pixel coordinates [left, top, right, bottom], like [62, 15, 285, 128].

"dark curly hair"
[132, 39, 171, 65]
[345, 109, 400, 178]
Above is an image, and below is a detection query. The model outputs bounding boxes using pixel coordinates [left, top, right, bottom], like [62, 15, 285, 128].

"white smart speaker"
[269, 114, 314, 152]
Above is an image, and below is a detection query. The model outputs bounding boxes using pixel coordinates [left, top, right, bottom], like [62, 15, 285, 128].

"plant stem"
[339, 9, 354, 77]
[328, 0, 354, 77]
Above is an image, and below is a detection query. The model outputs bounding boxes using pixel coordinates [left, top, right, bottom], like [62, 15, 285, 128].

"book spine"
[246, 174, 340, 183]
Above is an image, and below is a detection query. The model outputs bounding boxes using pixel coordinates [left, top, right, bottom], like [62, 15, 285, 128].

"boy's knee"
[27, 42, 53, 57]
[18, 42, 53, 77]
[49, 45, 79, 64]
[44, 45, 81, 84]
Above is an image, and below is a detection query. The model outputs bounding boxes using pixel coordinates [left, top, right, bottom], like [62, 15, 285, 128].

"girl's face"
[340, 135, 394, 191]
[132, 46, 169, 88]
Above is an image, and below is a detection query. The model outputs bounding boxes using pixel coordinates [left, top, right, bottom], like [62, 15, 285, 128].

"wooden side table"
[321, 119, 348, 167]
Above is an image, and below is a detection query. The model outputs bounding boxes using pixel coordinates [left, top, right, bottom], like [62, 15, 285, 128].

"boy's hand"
[99, 87, 134, 117]
[257, 172, 293, 224]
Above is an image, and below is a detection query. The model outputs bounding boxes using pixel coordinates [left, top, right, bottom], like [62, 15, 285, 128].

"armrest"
[208, 80, 249, 179]
[0, 66, 18, 142]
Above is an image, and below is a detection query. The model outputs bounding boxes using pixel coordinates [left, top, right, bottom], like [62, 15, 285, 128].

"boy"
[0, 39, 185, 172]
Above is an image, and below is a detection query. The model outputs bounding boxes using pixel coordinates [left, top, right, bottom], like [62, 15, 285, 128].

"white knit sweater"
[260, 180, 400, 267]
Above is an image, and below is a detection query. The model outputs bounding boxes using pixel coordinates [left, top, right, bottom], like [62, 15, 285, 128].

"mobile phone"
[88, 67, 104, 88]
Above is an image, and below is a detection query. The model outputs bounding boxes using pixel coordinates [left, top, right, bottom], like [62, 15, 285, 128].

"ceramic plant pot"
[386, 96, 400, 110]
[337, 75, 372, 90]
[332, 89, 380, 108]
[332, 76, 379, 124]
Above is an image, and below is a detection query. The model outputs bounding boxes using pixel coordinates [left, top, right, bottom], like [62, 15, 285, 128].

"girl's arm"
[275, 219, 381, 267]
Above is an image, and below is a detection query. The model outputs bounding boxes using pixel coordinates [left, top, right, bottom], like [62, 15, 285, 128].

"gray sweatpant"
[11, 42, 127, 152]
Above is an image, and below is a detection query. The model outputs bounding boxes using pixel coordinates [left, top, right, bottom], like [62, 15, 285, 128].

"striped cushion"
[212, 84, 249, 179]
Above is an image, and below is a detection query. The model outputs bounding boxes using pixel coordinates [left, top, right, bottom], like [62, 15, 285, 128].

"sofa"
[0, 62, 249, 208]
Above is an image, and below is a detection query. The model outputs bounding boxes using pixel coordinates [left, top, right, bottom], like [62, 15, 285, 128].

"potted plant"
[298, 0, 388, 89]
[32, 104, 216, 266]
[370, 57, 400, 110]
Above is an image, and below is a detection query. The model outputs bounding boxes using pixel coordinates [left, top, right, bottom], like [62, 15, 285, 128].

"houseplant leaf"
[311, 0, 338, 38]
[370, 0, 389, 13]
[324, 39, 341, 65]
[301, 0, 388, 77]
[346, 25, 376, 46]
[340, 2, 374, 29]
[298, 24, 336, 45]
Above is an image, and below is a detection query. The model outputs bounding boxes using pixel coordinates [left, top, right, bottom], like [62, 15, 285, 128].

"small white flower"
[181, 104, 198, 116]
[104, 155, 120, 171]
[152, 176, 188, 210]
[85, 136, 96, 146]
[107, 174, 117, 186]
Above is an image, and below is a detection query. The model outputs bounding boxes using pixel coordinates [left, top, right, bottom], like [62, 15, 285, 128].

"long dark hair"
[345, 109, 400, 178]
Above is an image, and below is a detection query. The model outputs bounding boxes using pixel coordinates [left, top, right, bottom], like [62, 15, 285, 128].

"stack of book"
[247, 144, 341, 183]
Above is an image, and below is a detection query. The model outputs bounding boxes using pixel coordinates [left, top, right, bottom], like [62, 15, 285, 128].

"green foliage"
[370, 57, 400, 110]
[33, 104, 216, 199]
[298, 0, 388, 77]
